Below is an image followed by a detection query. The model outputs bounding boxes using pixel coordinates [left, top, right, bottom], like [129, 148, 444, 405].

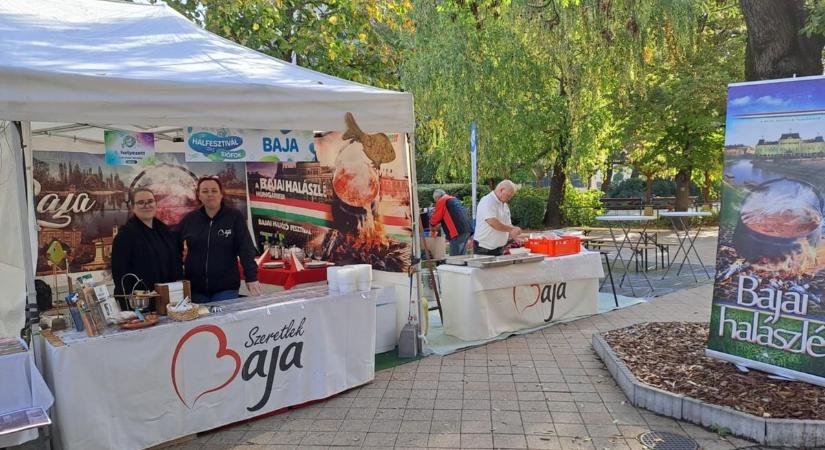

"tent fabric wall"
[0, 0, 414, 133]
[0, 122, 27, 336]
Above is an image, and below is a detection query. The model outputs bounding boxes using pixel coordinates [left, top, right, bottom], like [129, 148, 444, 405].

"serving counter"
[437, 251, 603, 341]
[38, 285, 378, 450]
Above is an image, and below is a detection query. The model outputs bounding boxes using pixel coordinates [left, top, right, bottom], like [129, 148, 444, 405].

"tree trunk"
[674, 167, 692, 211]
[543, 154, 567, 228]
[702, 171, 712, 203]
[740, 0, 825, 81]
[601, 161, 613, 194]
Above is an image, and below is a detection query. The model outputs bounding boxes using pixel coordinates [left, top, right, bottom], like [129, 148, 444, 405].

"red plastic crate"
[545, 235, 581, 256]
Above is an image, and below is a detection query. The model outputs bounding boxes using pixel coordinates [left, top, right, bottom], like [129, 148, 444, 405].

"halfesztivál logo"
[188, 129, 245, 160]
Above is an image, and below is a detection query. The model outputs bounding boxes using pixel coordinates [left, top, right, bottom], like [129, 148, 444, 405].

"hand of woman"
[246, 281, 264, 296]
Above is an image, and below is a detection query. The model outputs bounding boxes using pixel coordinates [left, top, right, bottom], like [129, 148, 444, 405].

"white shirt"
[474, 191, 511, 250]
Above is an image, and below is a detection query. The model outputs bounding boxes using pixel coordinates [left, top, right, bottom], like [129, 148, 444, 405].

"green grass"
[375, 348, 424, 372]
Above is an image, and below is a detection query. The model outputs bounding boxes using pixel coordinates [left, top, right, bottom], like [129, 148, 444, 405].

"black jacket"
[177, 205, 258, 296]
[111, 216, 183, 303]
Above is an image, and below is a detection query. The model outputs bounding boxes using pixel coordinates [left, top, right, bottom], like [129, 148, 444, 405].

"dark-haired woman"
[111, 188, 183, 310]
[177, 177, 262, 303]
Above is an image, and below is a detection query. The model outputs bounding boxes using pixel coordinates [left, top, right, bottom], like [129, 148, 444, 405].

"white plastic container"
[327, 266, 342, 292]
[336, 267, 357, 293]
[352, 264, 373, 291]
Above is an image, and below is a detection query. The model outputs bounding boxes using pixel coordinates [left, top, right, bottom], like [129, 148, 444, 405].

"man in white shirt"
[473, 180, 522, 256]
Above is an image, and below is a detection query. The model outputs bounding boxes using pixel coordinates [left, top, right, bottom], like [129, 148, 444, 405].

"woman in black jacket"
[177, 176, 262, 303]
[111, 188, 183, 310]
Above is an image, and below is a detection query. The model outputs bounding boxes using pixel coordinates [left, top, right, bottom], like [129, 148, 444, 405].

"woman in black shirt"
[111, 188, 182, 310]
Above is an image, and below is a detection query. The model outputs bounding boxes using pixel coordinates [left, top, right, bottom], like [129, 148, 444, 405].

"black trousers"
[473, 241, 504, 256]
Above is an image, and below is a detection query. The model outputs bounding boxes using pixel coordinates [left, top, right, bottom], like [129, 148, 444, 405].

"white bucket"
[327, 266, 343, 291]
[352, 264, 373, 291]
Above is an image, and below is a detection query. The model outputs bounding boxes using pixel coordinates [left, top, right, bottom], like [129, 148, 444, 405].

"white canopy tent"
[0, 0, 418, 337]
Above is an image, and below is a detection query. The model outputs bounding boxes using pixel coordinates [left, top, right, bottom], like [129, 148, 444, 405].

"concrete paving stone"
[581, 412, 617, 426]
[403, 409, 433, 422]
[584, 423, 621, 438]
[552, 423, 588, 438]
[539, 383, 570, 392]
[519, 401, 550, 412]
[575, 402, 608, 414]
[464, 390, 492, 400]
[557, 436, 597, 450]
[417, 371, 442, 381]
[374, 407, 406, 420]
[590, 437, 630, 449]
[362, 431, 398, 446]
[493, 433, 531, 450]
[461, 420, 494, 433]
[356, 388, 385, 398]
[490, 382, 517, 391]
[440, 372, 464, 381]
[242, 430, 275, 445]
[518, 391, 548, 402]
[428, 433, 461, 448]
[299, 431, 337, 445]
[309, 419, 343, 432]
[692, 437, 736, 450]
[491, 400, 521, 411]
[516, 382, 544, 392]
[433, 409, 463, 421]
[569, 392, 602, 403]
[431, 420, 462, 434]
[547, 401, 578, 413]
[545, 392, 575, 402]
[389, 380, 415, 389]
[401, 419, 433, 433]
[464, 373, 489, 382]
[379, 396, 408, 408]
[521, 411, 553, 423]
[439, 381, 466, 391]
[345, 407, 377, 420]
[522, 422, 556, 436]
[463, 399, 492, 410]
[462, 409, 492, 421]
[270, 431, 307, 445]
[413, 388, 439, 399]
[492, 421, 526, 434]
[331, 431, 367, 446]
[384, 388, 413, 399]
[396, 432, 431, 447]
[492, 390, 516, 400]
[407, 398, 437, 409]
[465, 365, 489, 374]
[460, 433, 493, 449]
[340, 419, 372, 432]
[435, 399, 464, 410]
[350, 397, 381, 415]
[368, 419, 402, 433]
[278, 419, 314, 431]
[609, 411, 647, 426]
[438, 389, 464, 400]
[465, 381, 491, 391]
[566, 383, 596, 393]
[550, 412, 584, 424]
[316, 407, 350, 419]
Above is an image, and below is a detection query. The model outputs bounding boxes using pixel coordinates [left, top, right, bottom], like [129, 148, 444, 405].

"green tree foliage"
[162, 0, 411, 89]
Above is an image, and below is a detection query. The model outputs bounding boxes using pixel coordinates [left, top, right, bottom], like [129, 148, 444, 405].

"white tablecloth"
[0, 339, 54, 448]
[39, 286, 378, 450]
[437, 252, 603, 340]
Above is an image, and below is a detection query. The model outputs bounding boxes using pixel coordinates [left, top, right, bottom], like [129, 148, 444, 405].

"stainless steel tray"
[513, 255, 545, 264]
[445, 255, 494, 266]
[467, 258, 515, 268]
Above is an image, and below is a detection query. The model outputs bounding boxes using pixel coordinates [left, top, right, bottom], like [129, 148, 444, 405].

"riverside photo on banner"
[246, 127, 413, 272]
[710, 76, 825, 387]
[32, 151, 248, 276]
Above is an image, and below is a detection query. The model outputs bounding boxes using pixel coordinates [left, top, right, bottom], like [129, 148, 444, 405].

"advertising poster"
[185, 127, 315, 162]
[32, 151, 247, 275]
[710, 76, 825, 386]
[104, 130, 155, 165]
[246, 128, 413, 272]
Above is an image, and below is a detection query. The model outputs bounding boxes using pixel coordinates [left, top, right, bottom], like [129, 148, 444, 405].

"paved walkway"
[171, 231, 776, 450]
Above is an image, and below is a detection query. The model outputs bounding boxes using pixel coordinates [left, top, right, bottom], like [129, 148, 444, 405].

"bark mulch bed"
[603, 322, 825, 420]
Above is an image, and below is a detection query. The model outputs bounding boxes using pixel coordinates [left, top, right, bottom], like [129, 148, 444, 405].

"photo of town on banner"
[712, 78, 825, 378]
[246, 129, 413, 272]
[32, 152, 247, 275]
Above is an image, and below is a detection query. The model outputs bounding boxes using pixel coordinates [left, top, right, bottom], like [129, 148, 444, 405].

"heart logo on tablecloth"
[512, 284, 541, 313]
[171, 324, 241, 409]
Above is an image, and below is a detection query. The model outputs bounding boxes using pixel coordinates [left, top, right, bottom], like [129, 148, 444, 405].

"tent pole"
[405, 132, 424, 352]
[13, 121, 38, 318]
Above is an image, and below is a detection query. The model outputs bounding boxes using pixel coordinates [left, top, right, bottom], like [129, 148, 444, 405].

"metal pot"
[128, 295, 152, 311]
[733, 178, 823, 261]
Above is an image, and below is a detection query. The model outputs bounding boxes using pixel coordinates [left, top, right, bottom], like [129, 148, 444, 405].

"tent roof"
[0, 0, 415, 133]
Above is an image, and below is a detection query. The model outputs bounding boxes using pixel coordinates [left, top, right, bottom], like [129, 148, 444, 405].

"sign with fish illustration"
[185, 127, 315, 162]
[246, 114, 413, 272]
[710, 76, 825, 387]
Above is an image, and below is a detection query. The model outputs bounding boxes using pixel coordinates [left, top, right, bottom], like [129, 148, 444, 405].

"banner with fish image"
[32, 150, 247, 276]
[185, 127, 315, 162]
[710, 77, 825, 387]
[247, 116, 413, 272]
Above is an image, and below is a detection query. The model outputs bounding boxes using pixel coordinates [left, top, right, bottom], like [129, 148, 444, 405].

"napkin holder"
[155, 280, 191, 315]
